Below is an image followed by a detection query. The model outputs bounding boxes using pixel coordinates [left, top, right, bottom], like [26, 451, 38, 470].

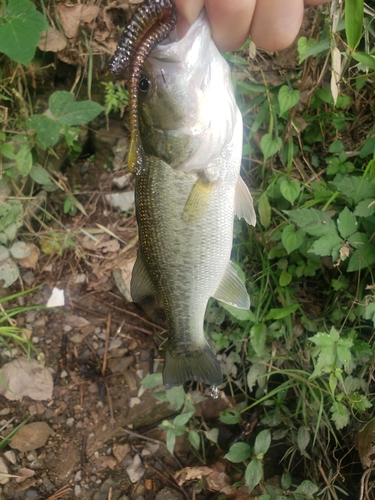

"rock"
[10, 422, 53, 452]
[27, 403, 45, 416]
[42, 476, 55, 492]
[155, 487, 184, 500]
[22, 271, 35, 285]
[92, 477, 124, 500]
[4, 450, 17, 465]
[74, 470, 82, 482]
[126, 454, 145, 484]
[113, 443, 130, 463]
[0, 456, 10, 485]
[108, 356, 134, 373]
[0, 408, 10, 416]
[70, 333, 84, 344]
[105, 191, 135, 213]
[75, 484, 81, 496]
[109, 338, 122, 351]
[113, 173, 132, 189]
[66, 418, 74, 427]
[0, 358, 53, 401]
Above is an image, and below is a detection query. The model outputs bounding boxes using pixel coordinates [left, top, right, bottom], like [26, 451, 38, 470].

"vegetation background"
[0, 0, 375, 498]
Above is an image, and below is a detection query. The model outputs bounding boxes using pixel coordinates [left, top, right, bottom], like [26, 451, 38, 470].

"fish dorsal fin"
[130, 251, 156, 302]
[235, 176, 256, 226]
[212, 261, 250, 309]
[183, 178, 216, 223]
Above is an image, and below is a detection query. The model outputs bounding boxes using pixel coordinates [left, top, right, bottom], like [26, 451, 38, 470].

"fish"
[110, 0, 256, 389]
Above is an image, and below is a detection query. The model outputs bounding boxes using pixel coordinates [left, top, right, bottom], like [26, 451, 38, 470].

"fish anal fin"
[235, 176, 256, 226]
[163, 345, 222, 389]
[130, 252, 156, 302]
[212, 261, 250, 309]
[183, 178, 216, 223]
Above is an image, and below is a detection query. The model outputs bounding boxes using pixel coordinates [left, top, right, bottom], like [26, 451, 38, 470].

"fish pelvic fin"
[213, 261, 250, 309]
[183, 178, 216, 223]
[163, 344, 222, 389]
[235, 175, 256, 226]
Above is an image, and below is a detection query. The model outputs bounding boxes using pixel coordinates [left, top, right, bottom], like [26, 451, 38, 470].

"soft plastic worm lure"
[109, 0, 178, 174]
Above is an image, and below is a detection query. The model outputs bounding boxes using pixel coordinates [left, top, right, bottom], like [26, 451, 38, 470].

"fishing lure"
[109, 0, 178, 174]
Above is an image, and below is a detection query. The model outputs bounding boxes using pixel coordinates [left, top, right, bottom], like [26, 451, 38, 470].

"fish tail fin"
[163, 344, 222, 389]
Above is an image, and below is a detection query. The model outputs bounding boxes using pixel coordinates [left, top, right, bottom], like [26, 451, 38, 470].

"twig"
[102, 313, 111, 376]
[359, 467, 375, 500]
[317, 459, 339, 500]
[146, 464, 189, 500]
[121, 427, 165, 446]
[46, 484, 72, 500]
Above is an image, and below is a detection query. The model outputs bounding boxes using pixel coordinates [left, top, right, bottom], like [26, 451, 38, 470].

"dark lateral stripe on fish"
[109, 0, 178, 77]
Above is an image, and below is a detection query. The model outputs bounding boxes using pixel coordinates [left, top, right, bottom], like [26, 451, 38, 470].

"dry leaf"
[175, 466, 213, 486]
[16, 243, 40, 269]
[356, 419, 375, 468]
[205, 471, 235, 496]
[331, 46, 341, 105]
[38, 27, 67, 52]
[97, 239, 120, 253]
[64, 314, 90, 328]
[15, 468, 35, 483]
[56, 4, 100, 39]
[0, 358, 53, 401]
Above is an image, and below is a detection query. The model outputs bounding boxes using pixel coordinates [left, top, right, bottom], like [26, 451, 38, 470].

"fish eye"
[139, 76, 151, 94]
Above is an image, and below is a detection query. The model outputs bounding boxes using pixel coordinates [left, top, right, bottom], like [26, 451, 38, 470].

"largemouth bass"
[110, 0, 256, 389]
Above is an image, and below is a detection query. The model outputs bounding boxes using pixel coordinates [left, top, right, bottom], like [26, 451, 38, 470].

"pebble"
[34, 318, 46, 327]
[75, 485, 82, 497]
[109, 338, 122, 350]
[66, 418, 74, 427]
[32, 337, 39, 344]
[74, 274, 87, 284]
[105, 191, 135, 213]
[0, 408, 10, 416]
[63, 325, 72, 333]
[42, 477, 55, 492]
[70, 333, 84, 344]
[25, 310, 37, 323]
[88, 383, 99, 394]
[4, 450, 17, 465]
[95, 327, 101, 334]
[60, 370, 68, 378]
[113, 173, 132, 189]
[22, 271, 35, 285]
[108, 356, 134, 373]
[26, 451, 37, 461]
[44, 409, 55, 419]
[74, 470, 82, 482]
[25, 489, 38, 500]
[155, 487, 184, 500]
[92, 342, 99, 350]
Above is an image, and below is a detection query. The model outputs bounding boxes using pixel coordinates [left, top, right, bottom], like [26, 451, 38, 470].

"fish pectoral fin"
[235, 175, 256, 226]
[212, 261, 250, 309]
[130, 252, 156, 302]
[183, 178, 216, 223]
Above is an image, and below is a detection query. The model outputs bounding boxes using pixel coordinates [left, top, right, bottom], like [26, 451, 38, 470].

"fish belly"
[135, 155, 236, 387]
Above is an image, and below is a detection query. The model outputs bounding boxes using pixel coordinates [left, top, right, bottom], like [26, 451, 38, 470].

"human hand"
[173, 0, 328, 52]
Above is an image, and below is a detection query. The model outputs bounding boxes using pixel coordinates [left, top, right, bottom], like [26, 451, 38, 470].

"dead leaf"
[356, 419, 375, 468]
[65, 314, 90, 328]
[15, 468, 35, 483]
[205, 471, 235, 496]
[38, 27, 67, 52]
[95, 455, 117, 470]
[56, 4, 100, 39]
[97, 239, 120, 253]
[15, 243, 40, 269]
[126, 454, 145, 483]
[0, 357, 53, 401]
[175, 466, 213, 486]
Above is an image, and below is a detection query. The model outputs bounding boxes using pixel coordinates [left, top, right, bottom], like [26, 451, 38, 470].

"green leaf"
[219, 409, 240, 425]
[245, 459, 263, 491]
[278, 86, 300, 116]
[166, 429, 176, 454]
[29, 165, 54, 186]
[297, 36, 330, 63]
[330, 401, 350, 429]
[284, 207, 335, 236]
[0, 258, 19, 287]
[166, 385, 185, 410]
[254, 429, 271, 456]
[294, 480, 319, 495]
[279, 269, 292, 287]
[219, 301, 256, 322]
[347, 242, 375, 271]
[258, 194, 271, 229]
[331, 175, 375, 203]
[173, 411, 194, 427]
[337, 345, 352, 365]
[260, 134, 282, 161]
[280, 179, 300, 205]
[188, 431, 200, 450]
[204, 428, 219, 443]
[354, 199, 375, 217]
[309, 331, 334, 347]
[0, 0, 48, 65]
[15, 144, 33, 177]
[224, 442, 252, 463]
[308, 233, 343, 258]
[337, 207, 357, 239]
[297, 427, 310, 452]
[360, 137, 375, 158]
[345, 0, 364, 51]
[250, 323, 267, 356]
[141, 373, 163, 389]
[49, 91, 103, 126]
[26, 115, 61, 149]
[329, 140, 344, 153]
[281, 225, 305, 254]
[247, 361, 268, 392]
[263, 304, 299, 321]
[281, 471, 292, 490]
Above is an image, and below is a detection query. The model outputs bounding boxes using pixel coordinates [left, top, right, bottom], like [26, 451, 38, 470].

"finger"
[173, 0, 204, 38]
[205, 0, 257, 52]
[305, 0, 328, 5]
[249, 0, 305, 51]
